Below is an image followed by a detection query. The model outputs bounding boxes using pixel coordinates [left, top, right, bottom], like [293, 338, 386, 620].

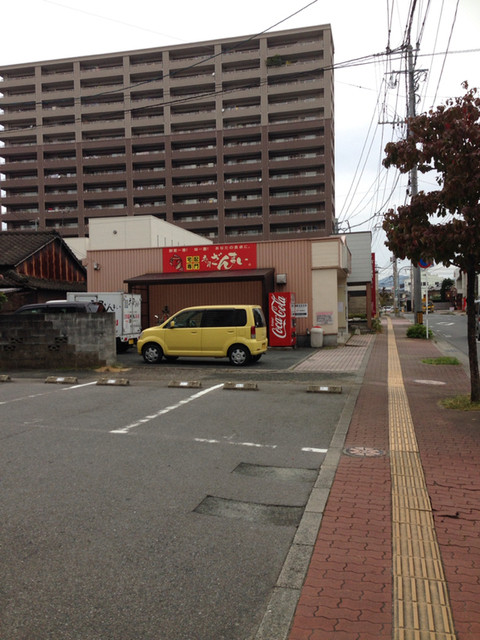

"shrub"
[371, 317, 382, 333]
[406, 323, 433, 339]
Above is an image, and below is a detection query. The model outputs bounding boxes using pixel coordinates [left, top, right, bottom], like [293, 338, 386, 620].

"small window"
[253, 308, 266, 327]
[171, 309, 203, 328]
[202, 309, 246, 327]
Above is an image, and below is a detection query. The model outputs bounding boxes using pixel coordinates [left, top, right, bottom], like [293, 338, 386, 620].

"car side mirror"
[168, 320, 176, 329]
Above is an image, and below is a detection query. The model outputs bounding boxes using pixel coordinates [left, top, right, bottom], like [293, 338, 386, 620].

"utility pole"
[392, 256, 399, 313]
[407, 46, 423, 323]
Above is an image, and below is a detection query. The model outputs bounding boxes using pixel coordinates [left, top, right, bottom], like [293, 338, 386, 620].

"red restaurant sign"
[163, 243, 257, 273]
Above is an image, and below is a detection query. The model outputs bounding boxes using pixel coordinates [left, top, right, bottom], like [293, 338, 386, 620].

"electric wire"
[431, 0, 460, 106]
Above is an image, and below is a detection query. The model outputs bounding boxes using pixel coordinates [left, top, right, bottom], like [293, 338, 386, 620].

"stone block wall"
[0, 314, 116, 370]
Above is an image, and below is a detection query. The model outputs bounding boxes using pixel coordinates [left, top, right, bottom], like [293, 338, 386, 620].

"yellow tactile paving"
[387, 319, 457, 640]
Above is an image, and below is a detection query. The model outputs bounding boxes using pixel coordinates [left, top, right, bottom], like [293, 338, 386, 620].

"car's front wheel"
[142, 342, 163, 364]
[228, 344, 251, 366]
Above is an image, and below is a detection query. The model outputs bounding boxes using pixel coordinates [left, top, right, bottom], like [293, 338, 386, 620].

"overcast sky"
[2, 0, 479, 277]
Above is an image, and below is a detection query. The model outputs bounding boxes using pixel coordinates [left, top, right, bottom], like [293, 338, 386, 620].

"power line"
[431, 0, 460, 106]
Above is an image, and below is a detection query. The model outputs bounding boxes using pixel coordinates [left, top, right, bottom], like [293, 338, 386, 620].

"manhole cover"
[344, 446, 385, 458]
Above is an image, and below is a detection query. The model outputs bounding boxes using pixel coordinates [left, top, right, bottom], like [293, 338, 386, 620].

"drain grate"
[234, 462, 317, 483]
[344, 446, 385, 458]
[194, 495, 304, 526]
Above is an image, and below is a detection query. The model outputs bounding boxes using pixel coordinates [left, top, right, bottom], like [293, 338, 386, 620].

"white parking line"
[195, 438, 277, 449]
[62, 381, 98, 390]
[110, 383, 224, 434]
[0, 381, 98, 405]
[194, 439, 328, 453]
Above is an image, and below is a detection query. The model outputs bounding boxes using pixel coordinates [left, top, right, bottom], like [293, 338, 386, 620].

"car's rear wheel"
[142, 343, 163, 364]
[228, 344, 251, 366]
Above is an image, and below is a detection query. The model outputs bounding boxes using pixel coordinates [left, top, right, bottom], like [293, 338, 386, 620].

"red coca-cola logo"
[270, 294, 287, 339]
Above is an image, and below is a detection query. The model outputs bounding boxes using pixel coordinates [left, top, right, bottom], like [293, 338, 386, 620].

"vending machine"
[268, 292, 296, 347]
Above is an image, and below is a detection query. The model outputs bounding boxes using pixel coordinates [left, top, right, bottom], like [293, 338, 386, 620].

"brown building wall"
[0, 25, 333, 244]
[85, 238, 327, 337]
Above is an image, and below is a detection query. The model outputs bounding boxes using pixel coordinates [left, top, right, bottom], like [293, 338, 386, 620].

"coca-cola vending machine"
[269, 292, 296, 347]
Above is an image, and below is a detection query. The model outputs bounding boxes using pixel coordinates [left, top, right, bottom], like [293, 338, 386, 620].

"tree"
[440, 278, 454, 302]
[382, 83, 480, 402]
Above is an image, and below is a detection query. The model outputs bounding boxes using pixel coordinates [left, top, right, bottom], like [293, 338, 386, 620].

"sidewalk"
[285, 316, 480, 639]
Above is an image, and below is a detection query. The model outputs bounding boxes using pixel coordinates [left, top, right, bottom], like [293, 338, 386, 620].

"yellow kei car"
[138, 304, 268, 366]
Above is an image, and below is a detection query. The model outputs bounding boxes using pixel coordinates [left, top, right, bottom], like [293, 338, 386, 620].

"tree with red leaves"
[383, 83, 480, 402]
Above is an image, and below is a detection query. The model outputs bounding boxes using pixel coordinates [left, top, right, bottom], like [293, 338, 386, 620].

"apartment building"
[0, 24, 334, 242]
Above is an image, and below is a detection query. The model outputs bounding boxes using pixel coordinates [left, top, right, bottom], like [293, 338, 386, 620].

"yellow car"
[138, 304, 268, 366]
[422, 302, 434, 313]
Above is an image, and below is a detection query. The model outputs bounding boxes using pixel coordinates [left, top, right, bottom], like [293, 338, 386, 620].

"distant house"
[0, 231, 87, 312]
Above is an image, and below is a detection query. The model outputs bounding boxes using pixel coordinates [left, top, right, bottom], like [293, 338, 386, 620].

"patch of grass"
[422, 357, 460, 365]
[441, 395, 480, 411]
[407, 324, 433, 339]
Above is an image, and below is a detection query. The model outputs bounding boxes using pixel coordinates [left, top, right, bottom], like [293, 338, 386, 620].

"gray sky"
[2, 0, 479, 277]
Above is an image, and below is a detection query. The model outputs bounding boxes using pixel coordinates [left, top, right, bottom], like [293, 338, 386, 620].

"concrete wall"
[0, 314, 116, 370]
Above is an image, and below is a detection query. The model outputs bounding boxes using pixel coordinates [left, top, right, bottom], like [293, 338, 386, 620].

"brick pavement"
[287, 317, 480, 640]
[295, 334, 373, 372]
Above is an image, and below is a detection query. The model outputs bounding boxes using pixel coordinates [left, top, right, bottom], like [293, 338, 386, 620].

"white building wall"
[89, 216, 212, 250]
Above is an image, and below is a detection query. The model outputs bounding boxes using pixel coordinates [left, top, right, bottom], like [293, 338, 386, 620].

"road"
[413, 311, 479, 364]
[0, 355, 356, 640]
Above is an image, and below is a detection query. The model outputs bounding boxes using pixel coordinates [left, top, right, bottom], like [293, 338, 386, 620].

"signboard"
[163, 243, 257, 273]
[316, 311, 333, 325]
[418, 258, 433, 269]
[295, 303, 308, 318]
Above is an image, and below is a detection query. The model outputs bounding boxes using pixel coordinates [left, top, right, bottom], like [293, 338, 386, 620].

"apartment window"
[131, 89, 163, 102]
[132, 126, 164, 137]
[42, 98, 74, 110]
[45, 168, 76, 178]
[80, 57, 123, 72]
[80, 76, 123, 89]
[225, 226, 262, 237]
[133, 162, 165, 172]
[130, 52, 163, 66]
[3, 102, 35, 114]
[42, 115, 75, 127]
[221, 42, 259, 55]
[81, 95, 124, 107]
[169, 45, 214, 63]
[1, 68, 35, 81]
[82, 147, 125, 159]
[46, 202, 77, 212]
[84, 182, 125, 193]
[170, 64, 215, 80]
[133, 180, 165, 189]
[85, 199, 127, 210]
[41, 80, 74, 93]
[41, 62, 73, 76]
[134, 197, 166, 207]
[82, 130, 126, 141]
[43, 133, 75, 144]
[132, 106, 164, 120]
[223, 116, 261, 130]
[172, 158, 215, 170]
[83, 165, 126, 176]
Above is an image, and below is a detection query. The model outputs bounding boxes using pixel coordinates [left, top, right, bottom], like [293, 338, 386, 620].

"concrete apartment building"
[0, 24, 333, 243]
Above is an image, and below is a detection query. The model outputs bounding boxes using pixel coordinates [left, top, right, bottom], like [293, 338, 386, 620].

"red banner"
[163, 243, 257, 273]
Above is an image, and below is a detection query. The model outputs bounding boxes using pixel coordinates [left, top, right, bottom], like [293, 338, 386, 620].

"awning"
[125, 268, 274, 286]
